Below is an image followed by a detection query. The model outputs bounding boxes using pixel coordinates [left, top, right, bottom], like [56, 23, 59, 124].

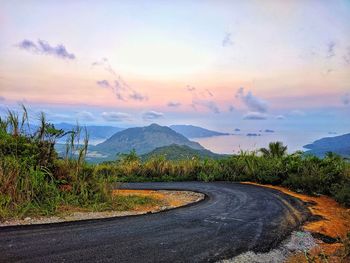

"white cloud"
[142, 111, 164, 121]
[243, 112, 268, 120]
[96, 77, 147, 102]
[101, 111, 132, 122]
[96, 80, 111, 88]
[129, 90, 147, 101]
[236, 87, 268, 113]
[91, 57, 117, 76]
[187, 85, 220, 114]
[222, 32, 233, 47]
[16, 39, 75, 60]
[326, 41, 336, 58]
[167, 101, 181, 107]
[76, 111, 95, 121]
[192, 98, 220, 114]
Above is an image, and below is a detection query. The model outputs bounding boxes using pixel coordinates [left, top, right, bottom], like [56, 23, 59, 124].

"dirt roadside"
[243, 182, 350, 262]
[0, 190, 204, 227]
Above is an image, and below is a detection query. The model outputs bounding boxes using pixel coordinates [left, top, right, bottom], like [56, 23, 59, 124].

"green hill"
[141, 144, 225, 161]
[304, 133, 350, 158]
[95, 123, 205, 156]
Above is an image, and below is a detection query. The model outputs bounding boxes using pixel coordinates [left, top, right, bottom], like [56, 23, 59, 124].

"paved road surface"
[0, 182, 309, 262]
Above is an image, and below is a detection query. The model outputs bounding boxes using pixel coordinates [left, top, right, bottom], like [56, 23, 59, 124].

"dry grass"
[112, 189, 203, 211]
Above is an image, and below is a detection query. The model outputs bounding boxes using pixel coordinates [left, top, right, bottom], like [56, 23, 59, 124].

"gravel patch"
[219, 231, 317, 263]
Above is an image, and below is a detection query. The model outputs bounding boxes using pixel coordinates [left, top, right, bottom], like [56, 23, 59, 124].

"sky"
[0, 0, 349, 133]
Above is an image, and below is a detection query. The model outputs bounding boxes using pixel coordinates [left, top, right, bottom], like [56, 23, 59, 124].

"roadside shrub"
[0, 107, 115, 219]
[197, 159, 222, 182]
[198, 171, 214, 182]
[103, 146, 350, 207]
[109, 146, 350, 207]
[332, 183, 350, 207]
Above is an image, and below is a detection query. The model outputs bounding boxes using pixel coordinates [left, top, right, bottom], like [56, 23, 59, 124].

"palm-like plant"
[7, 110, 19, 137]
[19, 104, 29, 135]
[260, 141, 287, 158]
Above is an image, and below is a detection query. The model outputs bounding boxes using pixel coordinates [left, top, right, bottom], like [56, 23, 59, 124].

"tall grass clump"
[0, 106, 112, 219]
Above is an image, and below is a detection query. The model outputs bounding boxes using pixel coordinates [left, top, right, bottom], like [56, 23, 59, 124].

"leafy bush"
[105, 148, 350, 207]
[0, 107, 112, 219]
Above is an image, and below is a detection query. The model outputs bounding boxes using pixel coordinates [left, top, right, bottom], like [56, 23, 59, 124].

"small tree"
[260, 141, 287, 158]
[118, 149, 140, 164]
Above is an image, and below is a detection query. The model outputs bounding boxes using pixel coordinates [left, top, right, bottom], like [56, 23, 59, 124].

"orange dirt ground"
[243, 182, 350, 262]
[112, 189, 203, 212]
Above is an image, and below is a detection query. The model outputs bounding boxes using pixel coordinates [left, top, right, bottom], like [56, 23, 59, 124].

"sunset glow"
[0, 0, 349, 132]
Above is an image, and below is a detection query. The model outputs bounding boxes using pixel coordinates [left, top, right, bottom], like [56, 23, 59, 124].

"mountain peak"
[148, 123, 161, 127]
[95, 124, 205, 155]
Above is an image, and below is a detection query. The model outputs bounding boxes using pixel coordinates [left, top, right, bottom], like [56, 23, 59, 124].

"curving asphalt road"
[0, 182, 309, 263]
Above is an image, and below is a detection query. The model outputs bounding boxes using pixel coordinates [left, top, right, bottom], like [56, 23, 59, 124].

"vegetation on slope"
[304, 133, 350, 158]
[94, 123, 204, 155]
[0, 107, 155, 220]
[141, 144, 225, 161]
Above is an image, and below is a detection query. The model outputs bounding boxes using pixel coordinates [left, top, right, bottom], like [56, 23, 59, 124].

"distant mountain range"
[304, 133, 350, 158]
[170, 125, 229, 138]
[54, 122, 350, 162]
[141, 144, 225, 161]
[94, 123, 205, 156]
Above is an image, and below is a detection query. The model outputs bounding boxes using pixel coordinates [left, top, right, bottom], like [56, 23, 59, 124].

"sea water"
[192, 130, 338, 154]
